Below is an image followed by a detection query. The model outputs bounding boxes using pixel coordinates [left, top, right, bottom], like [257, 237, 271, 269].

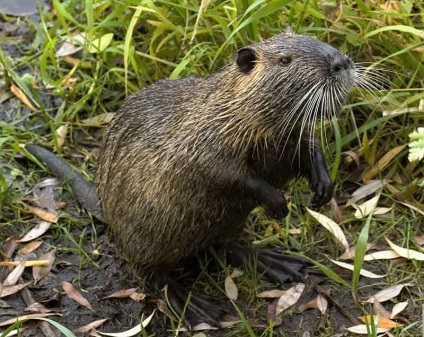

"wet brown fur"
[96, 32, 356, 274]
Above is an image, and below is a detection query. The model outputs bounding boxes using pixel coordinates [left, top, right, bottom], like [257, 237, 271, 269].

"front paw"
[309, 179, 333, 207]
[264, 191, 289, 219]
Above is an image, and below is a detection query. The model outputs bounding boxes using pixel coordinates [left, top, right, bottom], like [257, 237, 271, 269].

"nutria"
[26, 29, 359, 326]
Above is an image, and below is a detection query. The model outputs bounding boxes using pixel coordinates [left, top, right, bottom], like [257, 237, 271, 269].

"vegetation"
[0, 0, 423, 336]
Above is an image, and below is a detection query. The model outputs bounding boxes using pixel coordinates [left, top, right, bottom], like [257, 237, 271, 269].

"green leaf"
[365, 25, 424, 39]
[89, 33, 114, 53]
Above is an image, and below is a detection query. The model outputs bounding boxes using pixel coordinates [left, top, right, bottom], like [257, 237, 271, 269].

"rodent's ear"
[236, 48, 257, 74]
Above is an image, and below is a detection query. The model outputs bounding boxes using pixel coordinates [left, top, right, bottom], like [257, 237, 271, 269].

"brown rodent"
[26, 29, 357, 325]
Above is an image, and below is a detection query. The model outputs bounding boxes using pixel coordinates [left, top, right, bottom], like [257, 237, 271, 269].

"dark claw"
[311, 180, 333, 207]
[265, 191, 289, 219]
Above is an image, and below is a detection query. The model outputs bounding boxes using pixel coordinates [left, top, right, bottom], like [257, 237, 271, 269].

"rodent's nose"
[331, 56, 353, 74]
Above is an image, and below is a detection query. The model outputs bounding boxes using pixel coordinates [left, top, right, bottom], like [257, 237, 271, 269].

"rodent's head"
[232, 30, 356, 126]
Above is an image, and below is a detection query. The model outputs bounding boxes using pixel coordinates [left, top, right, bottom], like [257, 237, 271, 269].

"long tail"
[25, 144, 105, 222]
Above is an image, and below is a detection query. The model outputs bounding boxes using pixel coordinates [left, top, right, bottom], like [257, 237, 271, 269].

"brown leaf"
[19, 222, 52, 242]
[25, 302, 54, 313]
[25, 205, 58, 223]
[33, 251, 55, 282]
[257, 289, 286, 298]
[267, 298, 283, 326]
[155, 299, 170, 316]
[2, 237, 18, 259]
[74, 319, 108, 333]
[331, 198, 344, 223]
[10, 84, 37, 111]
[372, 299, 392, 318]
[3, 260, 26, 286]
[0, 312, 60, 327]
[55, 124, 68, 149]
[416, 236, 424, 247]
[360, 315, 403, 328]
[129, 292, 146, 302]
[224, 275, 238, 301]
[18, 241, 43, 254]
[62, 281, 94, 311]
[102, 288, 137, 299]
[0, 281, 32, 298]
[298, 298, 318, 313]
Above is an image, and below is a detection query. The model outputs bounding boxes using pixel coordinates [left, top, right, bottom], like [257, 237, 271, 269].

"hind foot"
[228, 245, 312, 283]
[153, 273, 228, 329]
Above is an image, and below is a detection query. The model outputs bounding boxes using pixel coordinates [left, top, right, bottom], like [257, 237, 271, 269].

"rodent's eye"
[279, 56, 292, 65]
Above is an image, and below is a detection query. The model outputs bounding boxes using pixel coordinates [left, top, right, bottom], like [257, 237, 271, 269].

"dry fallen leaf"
[398, 202, 424, 216]
[98, 310, 155, 336]
[257, 289, 286, 298]
[366, 285, 406, 303]
[316, 294, 328, 314]
[275, 283, 305, 316]
[225, 275, 238, 301]
[298, 297, 318, 313]
[33, 251, 55, 282]
[362, 145, 406, 183]
[348, 180, 388, 204]
[0, 312, 60, 327]
[18, 241, 43, 254]
[340, 243, 376, 260]
[25, 205, 58, 223]
[129, 292, 146, 302]
[0, 282, 32, 298]
[3, 260, 26, 286]
[18, 222, 52, 243]
[307, 208, 349, 252]
[390, 301, 408, 319]
[2, 238, 18, 259]
[24, 302, 54, 313]
[363, 250, 401, 261]
[177, 319, 242, 332]
[103, 288, 137, 299]
[81, 113, 115, 126]
[360, 315, 403, 328]
[230, 268, 243, 278]
[55, 124, 68, 149]
[62, 281, 94, 311]
[329, 259, 386, 278]
[75, 319, 109, 333]
[372, 299, 392, 318]
[353, 194, 380, 219]
[346, 324, 391, 334]
[10, 84, 37, 111]
[385, 238, 424, 261]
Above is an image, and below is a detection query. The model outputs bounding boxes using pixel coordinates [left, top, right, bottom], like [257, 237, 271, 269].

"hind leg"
[151, 269, 228, 329]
